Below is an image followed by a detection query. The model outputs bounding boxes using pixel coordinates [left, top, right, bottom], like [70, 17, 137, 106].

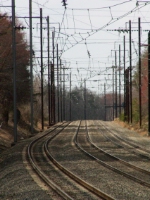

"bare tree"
[0, 14, 30, 124]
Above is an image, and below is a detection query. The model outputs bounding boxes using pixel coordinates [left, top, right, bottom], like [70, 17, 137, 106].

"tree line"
[0, 13, 149, 131]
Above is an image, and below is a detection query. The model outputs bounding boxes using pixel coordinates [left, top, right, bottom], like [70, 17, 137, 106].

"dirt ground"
[0, 122, 35, 151]
[0, 120, 51, 152]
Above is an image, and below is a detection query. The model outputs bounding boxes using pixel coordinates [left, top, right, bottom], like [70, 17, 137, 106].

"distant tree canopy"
[60, 87, 111, 121]
[132, 48, 148, 123]
[0, 13, 30, 124]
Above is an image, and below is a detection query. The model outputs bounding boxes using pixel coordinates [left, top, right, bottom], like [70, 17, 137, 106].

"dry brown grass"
[114, 118, 148, 137]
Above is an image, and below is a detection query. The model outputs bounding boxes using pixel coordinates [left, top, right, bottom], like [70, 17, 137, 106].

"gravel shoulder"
[0, 134, 56, 200]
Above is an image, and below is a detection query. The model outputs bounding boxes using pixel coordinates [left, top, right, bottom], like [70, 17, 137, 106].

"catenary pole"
[63, 66, 65, 121]
[148, 31, 150, 135]
[138, 17, 142, 128]
[29, 0, 33, 134]
[47, 16, 51, 126]
[51, 31, 55, 124]
[129, 20, 132, 123]
[12, 0, 17, 143]
[126, 67, 130, 123]
[53, 31, 55, 124]
[57, 44, 60, 122]
[84, 79, 86, 120]
[69, 72, 72, 121]
[104, 83, 106, 121]
[119, 44, 121, 115]
[40, 8, 44, 130]
[124, 35, 126, 120]
[60, 59, 63, 122]
[113, 66, 115, 120]
[115, 51, 118, 118]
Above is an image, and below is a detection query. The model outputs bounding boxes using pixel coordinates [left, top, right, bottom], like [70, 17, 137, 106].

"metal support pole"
[115, 51, 118, 118]
[138, 17, 142, 127]
[51, 62, 55, 124]
[51, 31, 55, 124]
[29, 0, 33, 134]
[104, 83, 106, 121]
[129, 20, 132, 123]
[124, 35, 126, 121]
[60, 59, 63, 122]
[69, 73, 72, 121]
[148, 31, 150, 135]
[125, 68, 130, 123]
[12, 0, 17, 143]
[119, 44, 121, 115]
[84, 80, 86, 120]
[47, 16, 51, 126]
[40, 8, 44, 130]
[63, 66, 65, 121]
[112, 66, 114, 120]
[57, 44, 59, 122]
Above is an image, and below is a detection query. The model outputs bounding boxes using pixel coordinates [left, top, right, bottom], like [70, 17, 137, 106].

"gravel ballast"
[1, 120, 150, 199]
[0, 137, 62, 200]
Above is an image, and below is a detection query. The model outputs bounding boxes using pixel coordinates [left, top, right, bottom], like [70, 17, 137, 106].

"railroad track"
[26, 121, 113, 200]
[96, 120, 150, 163]
[74, 120, 150, 199]
[100, 120, 150, 156]
[26, 120, 150, 199]
[84, 120, 150, 187]
[27, 122, 73, 199]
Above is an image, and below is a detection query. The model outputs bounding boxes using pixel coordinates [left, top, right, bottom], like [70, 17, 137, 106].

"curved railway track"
[83, 120, 150, 187]
[74, 120, 150, 199]
[25, 120, 150, 199]
[100, 120, 150, 156]
[27, 122, 73, 199]
[27, 121, 113, 200]
[94, 120, 150, 162]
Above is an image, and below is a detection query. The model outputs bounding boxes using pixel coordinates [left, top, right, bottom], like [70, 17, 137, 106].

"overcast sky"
[1, 0, 150, 93]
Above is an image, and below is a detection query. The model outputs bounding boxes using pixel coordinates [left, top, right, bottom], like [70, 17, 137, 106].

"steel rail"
[99, 120, 150, 160]
[90, 120, 150, 175]
[75, 120, 150, 189]
[102, 121, 150, 154]
[44, 120, 114, 200]
[27, 122, 73, 200]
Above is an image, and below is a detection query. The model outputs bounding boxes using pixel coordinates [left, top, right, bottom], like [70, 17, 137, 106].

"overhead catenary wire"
[2, 0, 150, 93]
[60, 3, 150, 55]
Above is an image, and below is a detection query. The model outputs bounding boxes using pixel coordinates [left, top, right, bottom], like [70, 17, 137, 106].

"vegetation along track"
[74, 120, 150, 199]
[27, 121, 110, 200]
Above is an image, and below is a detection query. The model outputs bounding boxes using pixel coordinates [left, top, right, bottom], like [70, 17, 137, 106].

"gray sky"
[1, 0, 150, 94]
